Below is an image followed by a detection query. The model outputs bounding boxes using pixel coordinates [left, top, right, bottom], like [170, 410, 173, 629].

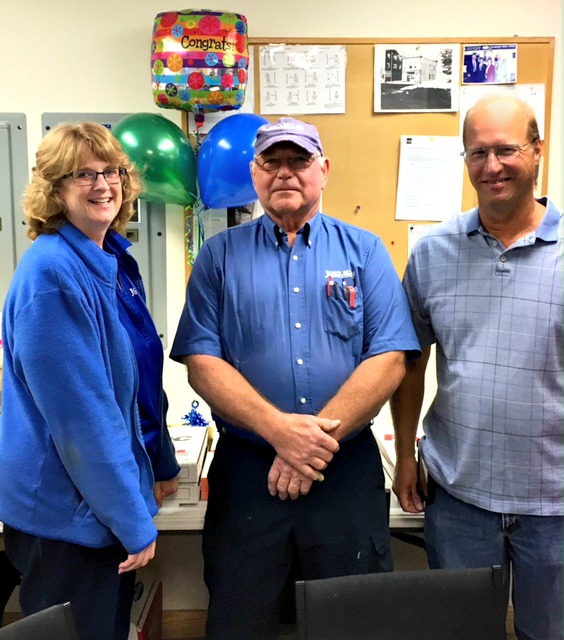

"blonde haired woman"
[0, 122, 178, 640]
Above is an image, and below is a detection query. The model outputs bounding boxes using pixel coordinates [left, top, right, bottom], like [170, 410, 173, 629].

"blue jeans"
[425, 481, 563, 640]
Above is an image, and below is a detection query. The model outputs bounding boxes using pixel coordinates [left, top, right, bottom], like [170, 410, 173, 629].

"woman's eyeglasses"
[61, 167, 127, 186]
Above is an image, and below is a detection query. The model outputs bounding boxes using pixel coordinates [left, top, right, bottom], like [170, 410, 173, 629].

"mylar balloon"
[113, 113, 197, 207]
[197, 113, 268, 209]
[151, 9, 249, 115]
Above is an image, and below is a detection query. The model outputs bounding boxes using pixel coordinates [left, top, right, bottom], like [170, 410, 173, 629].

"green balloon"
[113, 113, 197, 207]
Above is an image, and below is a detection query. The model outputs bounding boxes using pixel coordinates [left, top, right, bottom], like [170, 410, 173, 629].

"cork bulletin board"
[183, 36, 554, 278]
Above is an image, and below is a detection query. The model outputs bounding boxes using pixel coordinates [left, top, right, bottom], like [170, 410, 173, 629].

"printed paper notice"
[259, 44, 346, 115]
[396, 135, 464, 222]
[201, 208, 227, 239]
[407, 224, 436, 256]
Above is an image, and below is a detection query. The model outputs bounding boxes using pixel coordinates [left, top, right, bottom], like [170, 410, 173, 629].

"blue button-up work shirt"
[171, 212, 420, 442]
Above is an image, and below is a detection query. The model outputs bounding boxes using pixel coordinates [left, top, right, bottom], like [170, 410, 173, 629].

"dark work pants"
[203, 427, 392, 640]
[3, 526, 135, 640]
[0, 551, 21, 624]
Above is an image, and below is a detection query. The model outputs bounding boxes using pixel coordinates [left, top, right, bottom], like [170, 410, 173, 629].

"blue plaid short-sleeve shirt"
[405, 197, 563, 516]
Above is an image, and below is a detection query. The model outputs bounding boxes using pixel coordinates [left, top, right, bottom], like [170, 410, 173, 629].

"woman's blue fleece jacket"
[0, 223, 158, 554]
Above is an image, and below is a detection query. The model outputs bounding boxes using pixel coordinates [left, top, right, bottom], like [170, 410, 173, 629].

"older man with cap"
[170, 116, 420, 639]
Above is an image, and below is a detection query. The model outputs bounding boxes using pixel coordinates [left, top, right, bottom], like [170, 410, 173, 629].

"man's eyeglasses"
[254, 154, 318, 173]
[61, 167, 127, 186]
[462, 140, 538, 166]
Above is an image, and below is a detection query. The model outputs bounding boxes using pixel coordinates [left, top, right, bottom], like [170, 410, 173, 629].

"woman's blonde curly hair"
[23, 121, 143, 240]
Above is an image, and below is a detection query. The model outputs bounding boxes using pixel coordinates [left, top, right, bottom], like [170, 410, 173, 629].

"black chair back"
[0, 602, 79, 640]
[296, 566, 506, 640]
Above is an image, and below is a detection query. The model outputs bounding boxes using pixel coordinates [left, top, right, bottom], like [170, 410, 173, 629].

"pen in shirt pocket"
[342, 280, 356, 308]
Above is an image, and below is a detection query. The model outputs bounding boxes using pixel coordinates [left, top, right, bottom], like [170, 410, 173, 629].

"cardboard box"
[171, 482, 201, 501]
[168, 426, 208, 483]
[130, 578, 162, 640]
[163, 481, 200, 506]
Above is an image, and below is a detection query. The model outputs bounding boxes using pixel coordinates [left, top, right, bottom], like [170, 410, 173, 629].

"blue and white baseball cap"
[254, 117, 323, 156]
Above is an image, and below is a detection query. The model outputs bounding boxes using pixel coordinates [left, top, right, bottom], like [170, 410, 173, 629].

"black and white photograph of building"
[374, 44, 460, 112]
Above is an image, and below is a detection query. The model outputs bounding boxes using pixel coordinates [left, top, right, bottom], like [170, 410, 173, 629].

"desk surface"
[154, 452, 425, 533]
[153, 495, 424, 533]
[0, 500, 423, 536]
[0, 425, 424, 535]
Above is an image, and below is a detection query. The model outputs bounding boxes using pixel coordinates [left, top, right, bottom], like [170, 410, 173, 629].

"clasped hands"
[267, 414, 340, 501]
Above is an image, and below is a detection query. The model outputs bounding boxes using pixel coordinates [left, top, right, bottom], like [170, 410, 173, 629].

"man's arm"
[184, 354, 340, 481]
[318, 350, 406, 439]
[390, 346, 431, 513]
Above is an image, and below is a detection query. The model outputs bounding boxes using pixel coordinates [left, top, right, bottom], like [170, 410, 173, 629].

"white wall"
[2, 0, 561, 610]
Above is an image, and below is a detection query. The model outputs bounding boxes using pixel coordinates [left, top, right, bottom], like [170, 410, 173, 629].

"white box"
[168, 426, 208, 483]
[164, 482, 200, 505]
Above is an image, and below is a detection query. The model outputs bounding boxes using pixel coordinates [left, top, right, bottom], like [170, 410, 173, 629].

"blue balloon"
[197, 113, 269, 209]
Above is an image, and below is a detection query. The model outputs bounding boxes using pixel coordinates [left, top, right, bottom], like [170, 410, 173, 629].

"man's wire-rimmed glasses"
[254, 154, 318, 173]
[461, 140, 538, 166]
